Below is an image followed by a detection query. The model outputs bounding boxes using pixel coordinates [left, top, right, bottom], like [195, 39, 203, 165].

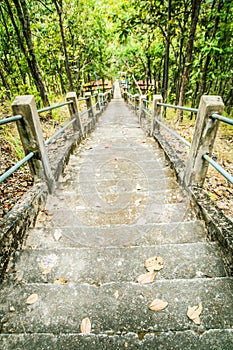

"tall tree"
[5, 0, 50, 106]
[177, 0, 202, 120]
[52, 0, 74, 91]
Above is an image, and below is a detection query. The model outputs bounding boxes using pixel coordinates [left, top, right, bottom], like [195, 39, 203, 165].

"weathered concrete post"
[12, 95, 54, 191]
[99, 93, 103, 107]
[85, 92, 94, 119]
[184, 95, 224, 188]
[66, 92, 84, 137]
[133, 94, 140, 113]
[151, 94, 163, 135]
[139, 95, 147, 123]
[94, 91, 100, 110]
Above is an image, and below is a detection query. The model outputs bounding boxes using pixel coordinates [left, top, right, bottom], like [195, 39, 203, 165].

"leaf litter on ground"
[80, 317, 91, 334]
[187, 303, 203, 325]
[136, 256, 165, 284]
[25, 293, 38, 305]
[149, 299, 168, 311]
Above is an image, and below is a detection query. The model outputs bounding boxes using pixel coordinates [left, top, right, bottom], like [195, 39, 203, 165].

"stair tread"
[13, 242, 226, 283]
[1, 329, 233, 350]
[1, 278, 232, 335]
[26, 221, 206, 248]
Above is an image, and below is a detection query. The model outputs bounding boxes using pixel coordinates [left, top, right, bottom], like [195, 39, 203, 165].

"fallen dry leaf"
[25, 293, 38, 305]
[137, 271, 156, 284]
[149, 299, 168, 311]
[80, 317, 91, 334]
[135, 199, 142, 206]
[114, 290, 119, 299]
[54, 229, 62, 242]
[41, 267, 52, 275]
[187, 303, 203, 325]
[144, 256, 165, 272]
[54, 278, 68, 284]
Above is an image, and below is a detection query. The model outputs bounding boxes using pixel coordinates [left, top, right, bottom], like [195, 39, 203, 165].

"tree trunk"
[161, 0, 171, 102]
[53, 0, 74, 91]
[197, 0, 223, 104]
[177, 0, 202, 121]
[6, 0, 49, 107]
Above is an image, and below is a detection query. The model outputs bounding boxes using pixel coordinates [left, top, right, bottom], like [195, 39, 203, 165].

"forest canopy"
[0, 0, 232, 112]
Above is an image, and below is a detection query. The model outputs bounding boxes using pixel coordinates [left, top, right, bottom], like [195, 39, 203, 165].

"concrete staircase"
[0, 88, 232, 349]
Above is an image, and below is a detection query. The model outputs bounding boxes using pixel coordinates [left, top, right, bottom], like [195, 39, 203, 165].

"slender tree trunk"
[161, 0, 171, 102]
[197, 0, 223, 104]
[6, 0, 49, 106]
[53, 0, 74, 91]
[177, 0, 202, 121]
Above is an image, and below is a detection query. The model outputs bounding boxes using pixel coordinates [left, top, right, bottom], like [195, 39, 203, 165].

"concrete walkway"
[0, 85, 232, 349]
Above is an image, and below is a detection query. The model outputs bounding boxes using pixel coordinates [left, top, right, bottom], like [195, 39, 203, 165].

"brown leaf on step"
[54, 278, 68, 284]
[137, 271, 156, 284]
[41, 267, 52, 275]
[80, 317, 91, 334]
[144, 256, 164, 272]
[187, 303, 203, 325]
[25, 293, 38, 305]
[41, 209, 49, 215]
[54, 229, 62, 241]
[149, 299, 168, 311]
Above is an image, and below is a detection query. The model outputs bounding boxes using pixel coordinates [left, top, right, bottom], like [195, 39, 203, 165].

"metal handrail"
[45, 118, 76, 145]
[0, 115, 23, 125]
[203, 154, 233, 184]
[38, 101, 73, 113]
[210, 113, 233, 126]
[157, 102, 198, 113]
[0, 152, 34, 183]
[156, 119, 191, 148]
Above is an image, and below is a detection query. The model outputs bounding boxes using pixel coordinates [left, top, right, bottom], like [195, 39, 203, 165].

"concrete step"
[26, 221, 206, 249]
[12, 242, 226, 284]
[0, 278, 232, 335]
[36, 201, 195, 227]
[1, 329, 233, 350]
[46, 189, 187, 210]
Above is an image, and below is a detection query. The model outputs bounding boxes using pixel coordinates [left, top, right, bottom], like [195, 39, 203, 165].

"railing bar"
[38, 101, 73, 113]
[203, 154, 233, 184]
[45, 118, 76, 145]
[0, 115, 23, 125]
[0, 152, 34, 183]
[155, 119, 191, 148]
[78, 97, 88, 101]
[157, 102, 198, 113]
[211, 114, 233, 126]
[142, 108, 152, 118]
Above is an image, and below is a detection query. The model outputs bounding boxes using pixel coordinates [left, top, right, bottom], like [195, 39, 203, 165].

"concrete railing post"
[133, 94, 140, 113]
[139, 95, 147, 123]
[184, 95, 224, 188]
[12, 95, 54, 191]
[85, 92, 94, 119]
[99, 93, 103, 107]
[94, 91, 100, 110]
[151, 94, 163, 135]
[66, 92, 84, 137]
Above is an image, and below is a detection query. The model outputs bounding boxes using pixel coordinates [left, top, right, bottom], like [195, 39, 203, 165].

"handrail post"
[184, 95, 224, 188]
[66, 91, 84, 137]
[133, 94, 140, 113]
[85, 91, 94, 119]
[151, 94, 163, 135]
[12, 95, 54, 192]
[139, 95, 147, 123]
[99, 92, 103, 108]
[94, 91, 100, 110]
